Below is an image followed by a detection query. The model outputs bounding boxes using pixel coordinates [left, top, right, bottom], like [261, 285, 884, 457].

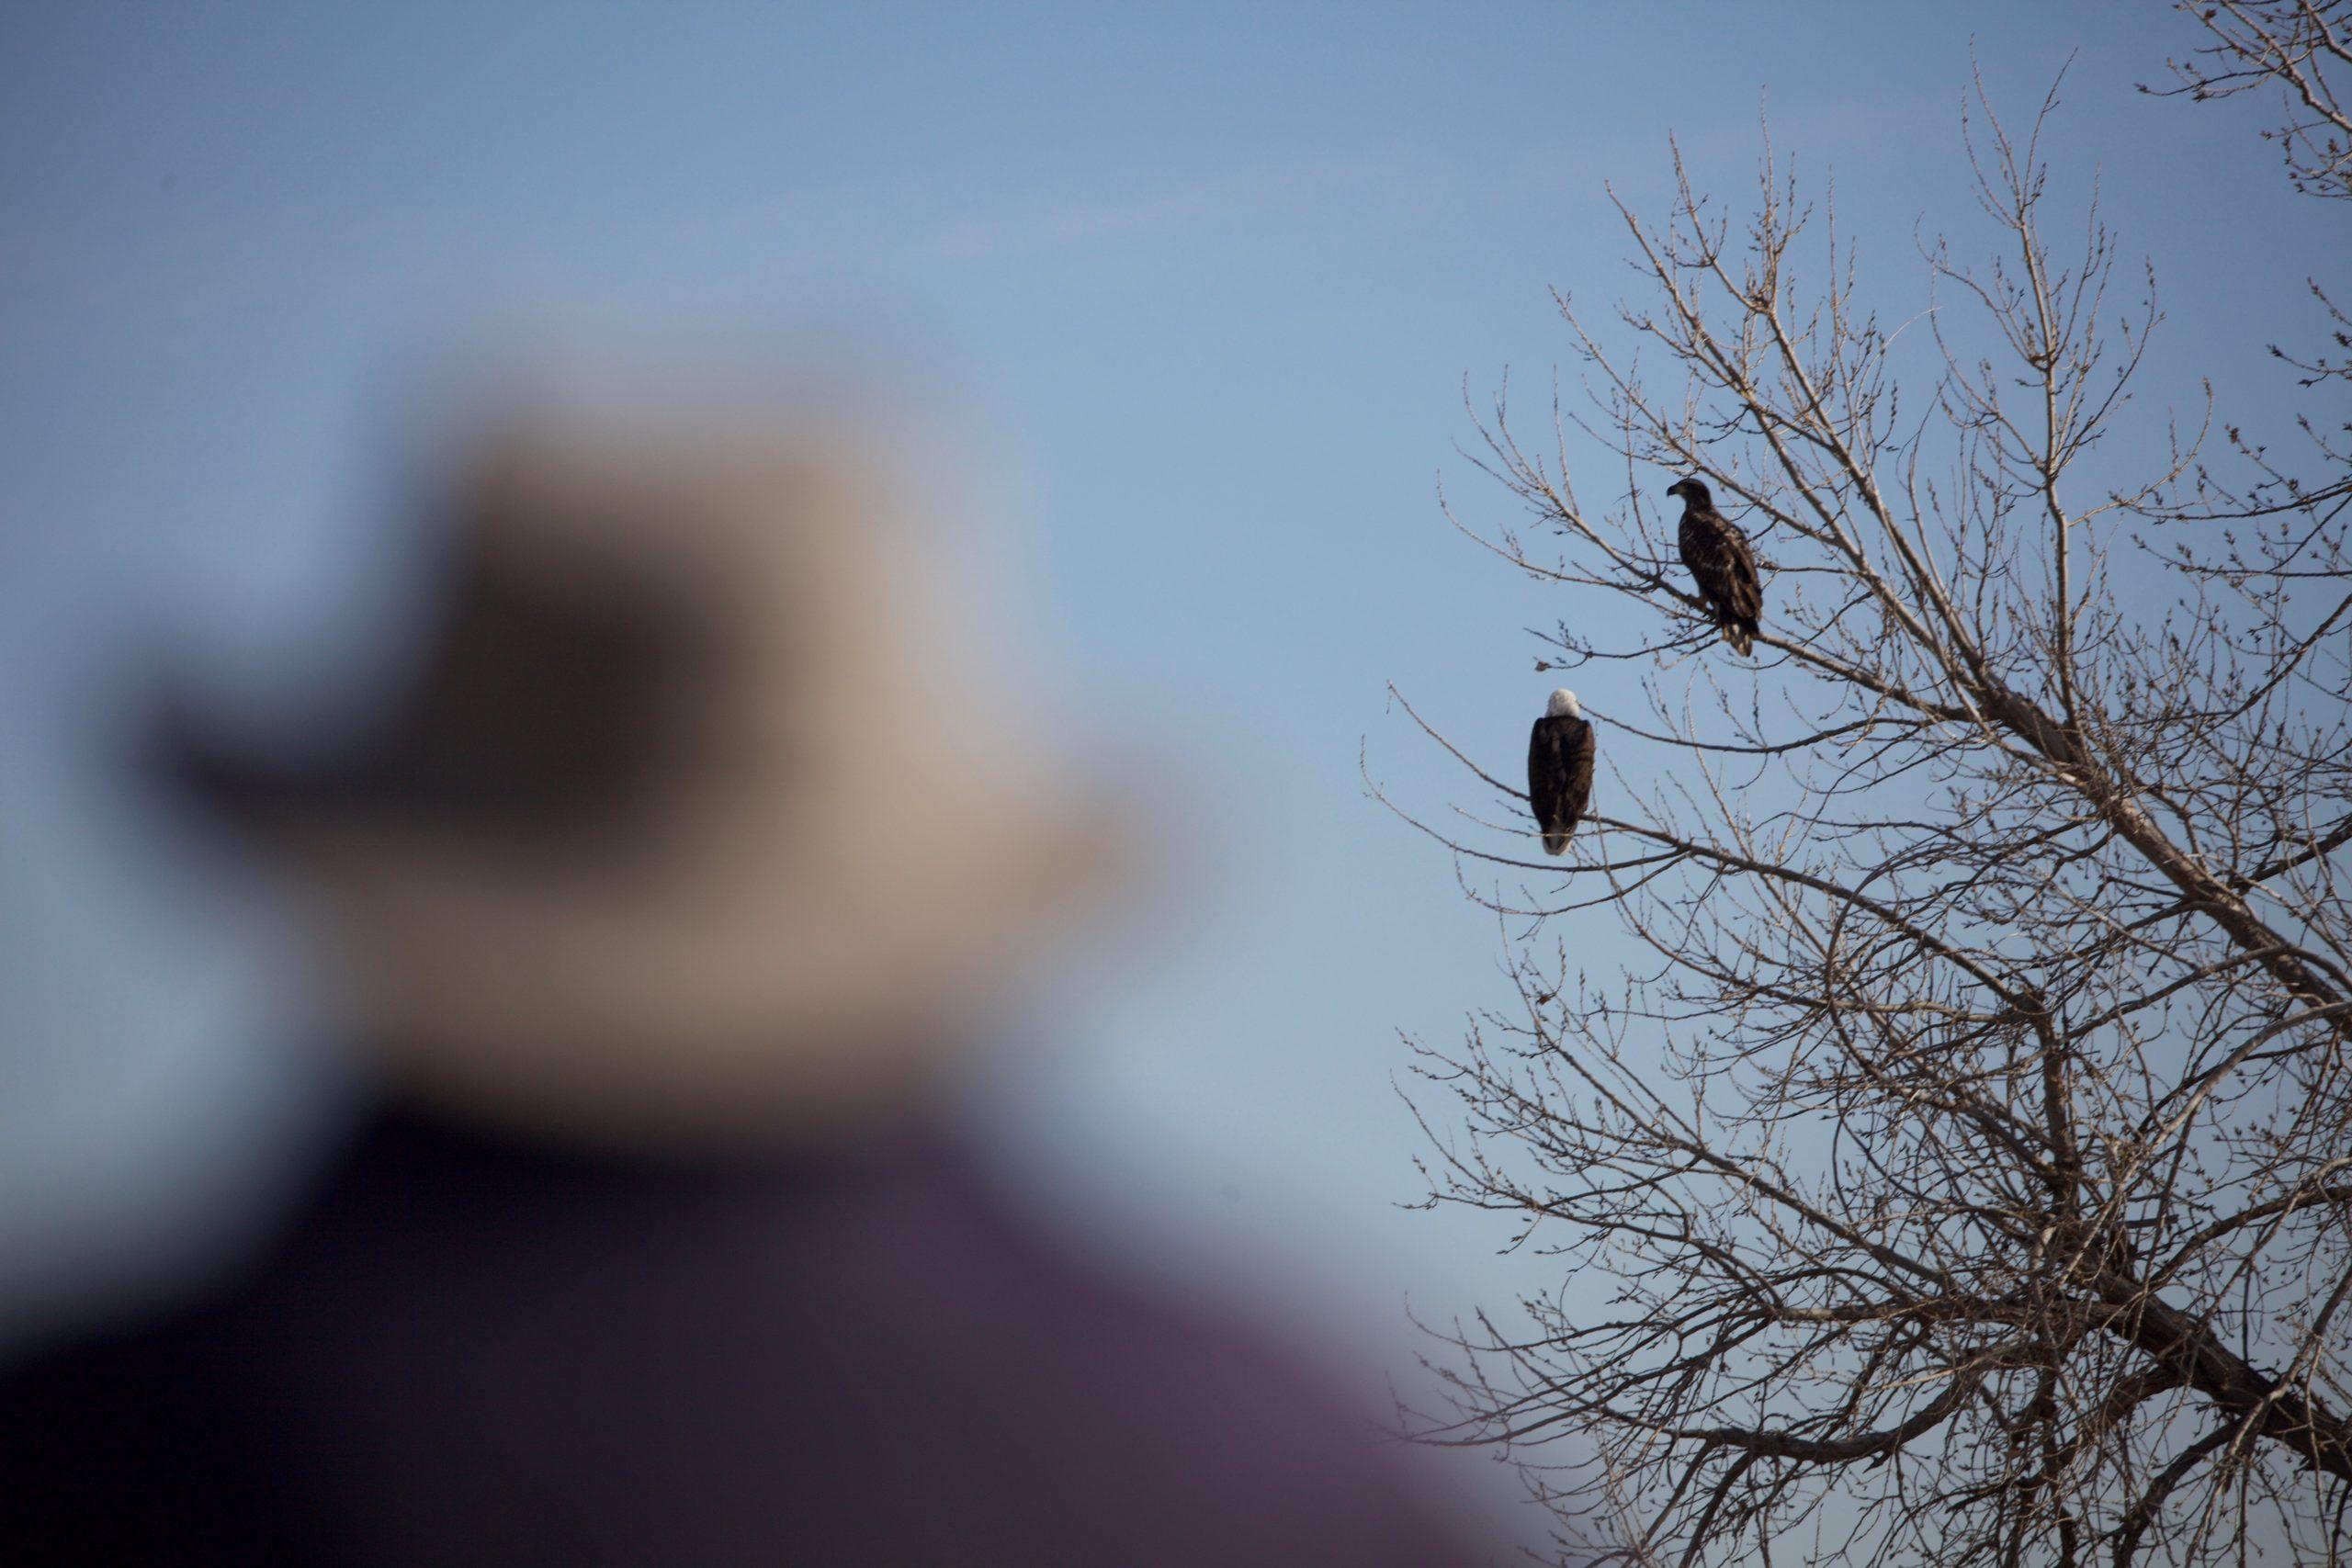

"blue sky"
[3, 0, 2339, 1539]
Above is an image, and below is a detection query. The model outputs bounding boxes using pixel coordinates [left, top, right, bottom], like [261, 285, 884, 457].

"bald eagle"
[1667, 478, 1762, 657]
[1528, 689, 1595, 855]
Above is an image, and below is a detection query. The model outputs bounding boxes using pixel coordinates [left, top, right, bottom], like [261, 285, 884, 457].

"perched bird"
[1528, 688, 1595, 856]
[1666, 478, 1762, 656]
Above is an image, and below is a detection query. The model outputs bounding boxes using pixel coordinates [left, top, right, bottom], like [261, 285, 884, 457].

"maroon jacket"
[0, 1107, 1487, 1566]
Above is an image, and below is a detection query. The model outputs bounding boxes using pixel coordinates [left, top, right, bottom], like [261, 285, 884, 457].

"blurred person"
[0, 400, 1492, 1566]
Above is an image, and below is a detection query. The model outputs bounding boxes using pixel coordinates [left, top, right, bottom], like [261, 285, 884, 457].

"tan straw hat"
[168, 402, 1124, 1149]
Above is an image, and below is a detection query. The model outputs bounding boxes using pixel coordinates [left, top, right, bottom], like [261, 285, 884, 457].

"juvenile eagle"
[1528, 688, 1595, 856]
[1667, 478, 1762, 656]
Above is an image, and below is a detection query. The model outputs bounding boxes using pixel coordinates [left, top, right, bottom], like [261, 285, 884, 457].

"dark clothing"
[0, 1109, 1481, 1566]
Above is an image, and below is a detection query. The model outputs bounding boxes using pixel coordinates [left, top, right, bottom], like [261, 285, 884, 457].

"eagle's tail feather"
[1543, 826, 1572, 856]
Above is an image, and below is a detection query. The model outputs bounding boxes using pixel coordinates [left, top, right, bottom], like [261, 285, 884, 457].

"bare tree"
[2142, 2, 2352, 608]
[1385, 49, 2352, 1568]
[2144, 0, 2352, 202]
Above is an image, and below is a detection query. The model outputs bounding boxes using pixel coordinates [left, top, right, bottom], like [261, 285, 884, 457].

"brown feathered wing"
[1679, 506, 1763, 656]
[1528, 714, 1595, 855]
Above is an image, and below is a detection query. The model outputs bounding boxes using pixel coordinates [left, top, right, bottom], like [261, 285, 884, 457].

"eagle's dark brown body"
[1528, 710, 1595, 855]
[1668, 479, 1762, 656]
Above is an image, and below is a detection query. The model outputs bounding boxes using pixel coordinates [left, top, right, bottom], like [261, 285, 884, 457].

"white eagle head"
[1545, 688, 1581, 719]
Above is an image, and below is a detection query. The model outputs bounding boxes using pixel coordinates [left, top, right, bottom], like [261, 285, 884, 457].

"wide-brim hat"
[164, 403, 1125, 1149]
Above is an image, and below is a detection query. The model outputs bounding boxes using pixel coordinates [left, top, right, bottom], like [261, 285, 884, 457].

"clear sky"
[2, 1, 2338, 1541]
